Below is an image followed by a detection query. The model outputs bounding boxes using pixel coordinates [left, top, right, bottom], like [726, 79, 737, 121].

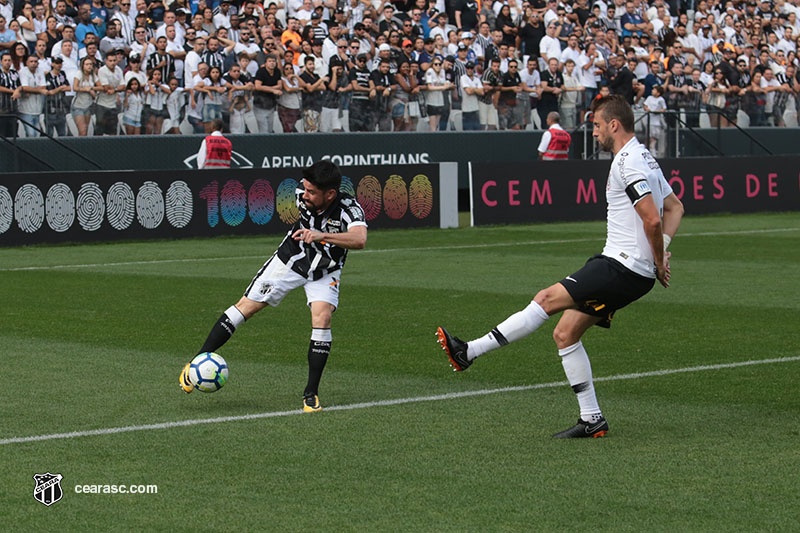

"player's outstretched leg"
[180, 305, 246, 394]
[303, 328, 331, 412]
[436, 300, 550, 371]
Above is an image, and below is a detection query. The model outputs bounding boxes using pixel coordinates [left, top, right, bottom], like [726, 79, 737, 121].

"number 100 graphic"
[198, 175, 434, 228]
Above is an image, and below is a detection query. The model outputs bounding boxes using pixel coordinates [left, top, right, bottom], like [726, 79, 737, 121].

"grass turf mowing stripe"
[2, 227, 798, 272]
[2, 355, 797, 446]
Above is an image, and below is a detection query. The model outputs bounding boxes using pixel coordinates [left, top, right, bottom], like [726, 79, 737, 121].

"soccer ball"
[188, 352, 229, 393]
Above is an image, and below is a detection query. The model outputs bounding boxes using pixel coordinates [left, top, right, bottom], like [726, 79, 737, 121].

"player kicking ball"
[437, 95, 684, 438]
[180, 160, 368, 412]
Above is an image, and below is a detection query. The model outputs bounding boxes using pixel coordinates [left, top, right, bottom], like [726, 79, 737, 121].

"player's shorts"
[243, 254, 340, 309]
[559, 254, 655, 328]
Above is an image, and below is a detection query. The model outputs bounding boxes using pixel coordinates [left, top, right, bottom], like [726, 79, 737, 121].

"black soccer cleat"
[436, 326, 471, 371]
[552, 417, 609, 439]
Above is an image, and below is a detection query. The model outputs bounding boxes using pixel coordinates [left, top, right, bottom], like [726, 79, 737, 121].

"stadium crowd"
[1, 0, 799, 138]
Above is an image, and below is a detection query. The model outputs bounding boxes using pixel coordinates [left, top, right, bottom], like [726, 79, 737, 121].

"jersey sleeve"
[340, 197, 367, 229]
[617, 150, 652, 206]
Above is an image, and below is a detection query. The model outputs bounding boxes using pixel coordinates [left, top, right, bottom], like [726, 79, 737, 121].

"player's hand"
[292, 228, 324, 244]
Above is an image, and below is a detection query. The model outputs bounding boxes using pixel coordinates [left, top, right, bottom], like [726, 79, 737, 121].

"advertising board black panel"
[470, 156, 800, 225]
[0, 166, 441, 246]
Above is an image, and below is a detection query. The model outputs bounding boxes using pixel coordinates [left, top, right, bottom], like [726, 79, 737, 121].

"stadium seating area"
[1, 0, 799, 137]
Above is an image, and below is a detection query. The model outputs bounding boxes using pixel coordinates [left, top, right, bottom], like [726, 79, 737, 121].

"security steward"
[196, 118, 233, 169]
[537, 111, 572, 160]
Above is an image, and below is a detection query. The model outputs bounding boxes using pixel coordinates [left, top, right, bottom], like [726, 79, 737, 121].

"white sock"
[225, 305, 246, 328]
[558, 341, 602, 422]
[467, 301, 550, 360]
[311, 328, 332, 342]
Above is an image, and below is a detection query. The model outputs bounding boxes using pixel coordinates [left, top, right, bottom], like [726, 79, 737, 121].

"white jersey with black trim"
[276, 186, 367, 281]
[602, 136, 673, 278]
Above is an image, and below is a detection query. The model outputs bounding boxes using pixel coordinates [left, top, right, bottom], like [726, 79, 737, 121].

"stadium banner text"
[469, 156, 800, 226]
[0, 164, 458, 246]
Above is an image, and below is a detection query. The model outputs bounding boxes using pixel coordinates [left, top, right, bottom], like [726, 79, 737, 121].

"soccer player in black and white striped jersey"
[437, 95, 684, 438]
[180, 161, 368, 413]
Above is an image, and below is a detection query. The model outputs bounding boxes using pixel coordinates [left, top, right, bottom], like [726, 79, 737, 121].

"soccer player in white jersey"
[180, 161, 368, 412]
[437, 94, 684, 438]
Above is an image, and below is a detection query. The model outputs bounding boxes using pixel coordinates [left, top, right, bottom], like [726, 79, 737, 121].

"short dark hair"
[302, 160, 341, 192]
[591, 94, 635, 132]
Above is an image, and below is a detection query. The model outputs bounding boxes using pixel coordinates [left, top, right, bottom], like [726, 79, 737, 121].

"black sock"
[304, 339, 331, 397]
[199, 313, 239, 354]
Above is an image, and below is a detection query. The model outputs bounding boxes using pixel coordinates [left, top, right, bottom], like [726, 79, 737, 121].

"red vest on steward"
[542, 127, 571, 160]
[204, 135, 232, 168]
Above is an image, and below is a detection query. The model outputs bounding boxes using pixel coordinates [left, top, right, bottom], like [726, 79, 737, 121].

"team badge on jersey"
[259, 282, 274, 296]
[33, 473, 63, 506]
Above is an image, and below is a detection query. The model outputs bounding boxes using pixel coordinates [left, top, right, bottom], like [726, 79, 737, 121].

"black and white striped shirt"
[277, 185, 367, 280]
[0, 67, 21, 113]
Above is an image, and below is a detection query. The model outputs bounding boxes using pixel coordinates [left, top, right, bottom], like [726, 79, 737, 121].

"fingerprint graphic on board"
[356, 175, 382, 221]
[221, 180, 246, 226]
[14, 183, 44, 233]
[45, 183, 75, 232]
[408, 175, 433, 219]
[0, 186, 12, 234]
[166, 181, 193, 228]
[383, 175, 408, 220]
[340, 176, 356, 197]
[76, 182, 104, 231]
[276, 178, 299, 225]
[248, 179, 274, 225]
[136, 181, 164, 229]
[106, 182, 135, 231]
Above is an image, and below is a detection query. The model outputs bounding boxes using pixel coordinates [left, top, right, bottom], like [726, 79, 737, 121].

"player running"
[180, 160, 368, 412]
[437, 94, 684, 438]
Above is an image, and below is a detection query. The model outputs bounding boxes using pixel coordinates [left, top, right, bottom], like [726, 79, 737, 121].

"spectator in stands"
[479, 56, 501, 130]
[560, 58, 584, 128]
[44, 56, 70, 137]
[539, 56, 563, 125]
[122, 77, 144, 134]
[278, 59, 302, 132]
[96, 51, 125, 135]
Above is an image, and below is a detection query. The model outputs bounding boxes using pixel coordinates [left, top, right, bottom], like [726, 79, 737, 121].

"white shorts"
[244, 254, 340, 309]
[320, 107, 342, 132]
[479, 101, 498, 127]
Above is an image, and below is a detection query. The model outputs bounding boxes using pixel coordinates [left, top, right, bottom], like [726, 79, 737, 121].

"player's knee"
[534, 288, 558, 315]
[552, 324, 579, 349]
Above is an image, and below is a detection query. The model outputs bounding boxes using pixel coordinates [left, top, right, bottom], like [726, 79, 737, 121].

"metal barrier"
[573, 108, 774, 160]
[0, 113, 102, 172]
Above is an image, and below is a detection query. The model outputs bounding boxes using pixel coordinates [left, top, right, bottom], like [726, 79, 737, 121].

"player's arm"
[661, 191, 684, 247]
[292, 224, 367, 249]
[634, 194, 669, 287]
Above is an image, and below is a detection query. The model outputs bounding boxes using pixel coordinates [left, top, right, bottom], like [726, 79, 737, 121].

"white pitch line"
[1, 227, 798, 272]
[1, 355, 798, 446]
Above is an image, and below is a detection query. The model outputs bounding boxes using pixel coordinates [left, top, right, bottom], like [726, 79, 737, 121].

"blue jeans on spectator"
[19, 113, 40, 137]
[188, 115, 205, 133]
[462, 110, 480, 130]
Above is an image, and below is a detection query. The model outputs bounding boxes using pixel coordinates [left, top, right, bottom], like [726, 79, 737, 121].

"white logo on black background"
[33, 473, 63, 506]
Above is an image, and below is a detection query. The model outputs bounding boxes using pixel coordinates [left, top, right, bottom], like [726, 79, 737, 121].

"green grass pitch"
[1, 212, 799, 530]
